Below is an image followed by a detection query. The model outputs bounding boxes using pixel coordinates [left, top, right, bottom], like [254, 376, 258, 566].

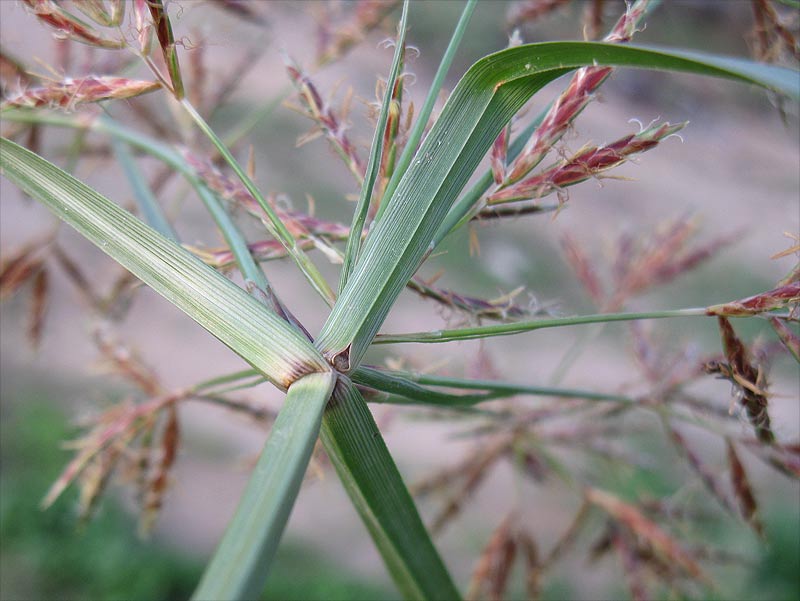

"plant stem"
[180, 98, 336, 305]
[374, 308, 709, 344]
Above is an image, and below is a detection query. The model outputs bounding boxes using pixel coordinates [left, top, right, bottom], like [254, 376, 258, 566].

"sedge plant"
[1, 1, 799, 599]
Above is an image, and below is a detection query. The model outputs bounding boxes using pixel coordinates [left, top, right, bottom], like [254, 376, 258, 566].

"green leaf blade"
[0, 137, 327, 388]
[193, 371, 336, 601]
[321, 377, 461, 600]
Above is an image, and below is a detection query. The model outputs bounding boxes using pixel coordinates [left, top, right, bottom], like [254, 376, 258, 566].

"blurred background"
[1, 1, 798, 599]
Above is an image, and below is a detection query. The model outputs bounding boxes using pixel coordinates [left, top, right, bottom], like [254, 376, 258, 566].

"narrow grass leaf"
[339, 0, 409, 289]
[374, 308, 708, 344]
[376, 0, 478, 221]
[352, 366, 632, 405]
[111, 136, 178, 240]
[193, 371, 336, 601]
[0, 138, 327, 388]
[320, 377, 461, 600]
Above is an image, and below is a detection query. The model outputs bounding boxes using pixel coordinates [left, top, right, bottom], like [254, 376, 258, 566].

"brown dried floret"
[22, 0, 125, 48]
[2, 76, 160, 111]
[707, 317, 774, 444]
[726, 439, 764, 537]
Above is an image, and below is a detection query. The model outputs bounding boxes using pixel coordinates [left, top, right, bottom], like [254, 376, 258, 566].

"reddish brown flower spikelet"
[0, 242, 45, 301]
[750, 0, 800, 62]
[585, 487, 706, 581]
[77, 441, 123, 523]
[769, 317, 800, 362]
[706, 283, 800, 317]
[209, 0, 267, 25]
[1, 77, 160, 111]
[50, 246, 102, 309]
[490, 125, 509, 185]
[316, 0, 401, 66]
[21, 0, 125, 48]
[284, 55, 365, 182]
[517, 531, 541, 600]
[507, 0, 571, 28]
[141, 404, 180, 533]
[490, 122, 685, 204]
[466, 515, 517, 601]
[42, 402, 139, 509]
[500, 0, 652, 188]
[27, 268, 48, 349]
[148, 0, 184, 99]
[712, 317, 775, 444]
[726, 439, 764, 537]
[560, 232, 604, 305]
[612, 529, 649, 601]
[667, 425, 738, 517]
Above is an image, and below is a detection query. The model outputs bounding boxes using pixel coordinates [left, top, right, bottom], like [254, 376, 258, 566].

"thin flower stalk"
[374, 308, 708, 345]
